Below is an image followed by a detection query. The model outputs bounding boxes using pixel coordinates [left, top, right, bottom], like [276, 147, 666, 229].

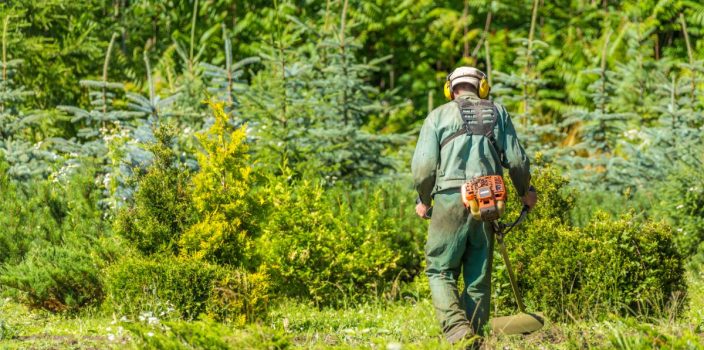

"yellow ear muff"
[443, 80, 453, 101]
[478, 77, 491, 99]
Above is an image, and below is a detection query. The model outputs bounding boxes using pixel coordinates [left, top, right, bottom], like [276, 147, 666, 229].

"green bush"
[256, 172, 424, 306]
[346, 179, 427, 281]
[205, 268, 270, 326]
[492, 165, 687, 320]
[105, 256, 220, 320]
[568, 157, 704, 259]
[0, 245, 104, 312]
[105, 256, 269, 322]
[114, 124, 195, 256]
[649, 161, 704, 257]
[0, 162, 117, 313]
[0, 167, 62, 266]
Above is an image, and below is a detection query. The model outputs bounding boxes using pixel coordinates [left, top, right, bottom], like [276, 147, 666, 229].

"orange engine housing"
[461, 175, 507, 221]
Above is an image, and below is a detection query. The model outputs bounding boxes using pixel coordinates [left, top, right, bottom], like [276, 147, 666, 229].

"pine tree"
[0, 15, 55, 180]
[239, 2, 320, 176]
[242, 1, 404, 182]
[165, 0, 211, 128]
[609, 21, 661, 123]
[125, 46, 180, 124]
[306, 0, 404, 181]
[621, 64, 704, 185]
[114, 123, 195, 255]
[201, 24, 260, 123]
[492, 0, 563, 160]
[560, 29, 631, 191]
[56, 33, 148, 208]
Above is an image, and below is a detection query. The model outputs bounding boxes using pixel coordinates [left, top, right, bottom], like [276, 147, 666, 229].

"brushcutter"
[488, 187, 545, 336]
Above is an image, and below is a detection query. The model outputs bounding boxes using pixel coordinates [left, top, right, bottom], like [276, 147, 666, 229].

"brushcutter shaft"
[496, 229, 526, 313]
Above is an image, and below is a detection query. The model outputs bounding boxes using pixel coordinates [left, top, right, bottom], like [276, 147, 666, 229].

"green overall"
[411, 91, 530, 339]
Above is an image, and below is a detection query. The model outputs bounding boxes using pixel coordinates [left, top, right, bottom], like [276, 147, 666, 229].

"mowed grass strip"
[0, 272, 702, 349]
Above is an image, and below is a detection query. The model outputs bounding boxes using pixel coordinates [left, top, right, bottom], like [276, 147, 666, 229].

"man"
[411, 66, 536, 343]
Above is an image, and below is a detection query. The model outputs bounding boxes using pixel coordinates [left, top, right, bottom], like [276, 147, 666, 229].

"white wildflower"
[102, 173, 112, 189]
[386, 343, 402, 350]
[623, 129, 640, 140]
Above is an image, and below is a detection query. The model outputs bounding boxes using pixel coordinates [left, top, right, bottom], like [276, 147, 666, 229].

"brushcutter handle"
[513, 206, 530, 227]
[504, 187, 536, 234]
[521, 205, 530, 215]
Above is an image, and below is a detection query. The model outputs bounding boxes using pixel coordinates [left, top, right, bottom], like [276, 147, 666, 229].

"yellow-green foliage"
[105, 255, 269, 323]
[179, 101, 255, 266]
[206, 268, 270, 326]
[492, 165, 686, 320]
[256, 173, 424, 305]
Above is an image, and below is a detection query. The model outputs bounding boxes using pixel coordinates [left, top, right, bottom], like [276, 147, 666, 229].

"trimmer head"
[490, 312, 545, 335]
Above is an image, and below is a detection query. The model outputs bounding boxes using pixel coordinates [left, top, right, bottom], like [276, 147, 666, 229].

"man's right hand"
[416, 202, 431, 220]
[522, 186, 537, 210]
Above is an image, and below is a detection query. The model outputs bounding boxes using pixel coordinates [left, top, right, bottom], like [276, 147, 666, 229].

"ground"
[0, 272, 702, 350]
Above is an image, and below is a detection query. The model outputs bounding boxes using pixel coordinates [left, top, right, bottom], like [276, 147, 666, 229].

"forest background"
[0, 0, 704, 349]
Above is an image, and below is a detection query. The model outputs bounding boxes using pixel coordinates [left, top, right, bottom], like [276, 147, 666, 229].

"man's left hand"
[416, 202, 430, 219]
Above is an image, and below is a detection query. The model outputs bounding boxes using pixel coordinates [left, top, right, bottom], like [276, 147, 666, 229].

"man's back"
[412, 92, 531, 203]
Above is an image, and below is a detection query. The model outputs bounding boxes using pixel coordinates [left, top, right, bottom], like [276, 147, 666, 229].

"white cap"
[448, 66, 485, 90]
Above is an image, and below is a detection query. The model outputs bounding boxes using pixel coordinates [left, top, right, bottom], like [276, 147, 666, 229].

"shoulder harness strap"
[440, 99, 504, 161]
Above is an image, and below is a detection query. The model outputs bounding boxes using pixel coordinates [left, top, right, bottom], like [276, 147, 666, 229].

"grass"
[1, 272, 703, 349]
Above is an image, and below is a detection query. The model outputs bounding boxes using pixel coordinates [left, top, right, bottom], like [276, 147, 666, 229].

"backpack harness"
[439, 99, 504, 163]
[438, 99, 509, 222]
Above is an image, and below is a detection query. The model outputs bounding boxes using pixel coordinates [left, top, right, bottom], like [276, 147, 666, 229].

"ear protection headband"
[443, 71, 491, 100]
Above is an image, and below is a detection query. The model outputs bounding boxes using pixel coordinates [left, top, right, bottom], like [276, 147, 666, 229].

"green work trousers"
[426, 189, 494, 338]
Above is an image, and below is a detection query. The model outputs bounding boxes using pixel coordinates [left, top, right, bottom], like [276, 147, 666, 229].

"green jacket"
[411, 92, 531, 205]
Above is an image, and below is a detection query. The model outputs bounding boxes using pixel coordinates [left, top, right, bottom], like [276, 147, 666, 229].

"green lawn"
[1, 271, 703, 349]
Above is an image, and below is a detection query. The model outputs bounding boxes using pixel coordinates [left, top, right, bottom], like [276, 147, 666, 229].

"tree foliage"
[179, 101, 256, 266]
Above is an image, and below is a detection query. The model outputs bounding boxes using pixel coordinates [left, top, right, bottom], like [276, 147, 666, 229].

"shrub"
[649, 161, 704, 256]
[105, 256, 268, 322]
[492, 165, 687, 320]
[178, 101, 256, 266]
[114, 124, 195, 255]
[106, 256, 219, 320]
[256, 172, 424, 306]
[346, 178, 427, 281]
[0, 166, 62, 266]
[206, 268, 270, 326]
[0, 245, 104, 312]
[0, 162, 117, 313]
[568, 157, 704, 258]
